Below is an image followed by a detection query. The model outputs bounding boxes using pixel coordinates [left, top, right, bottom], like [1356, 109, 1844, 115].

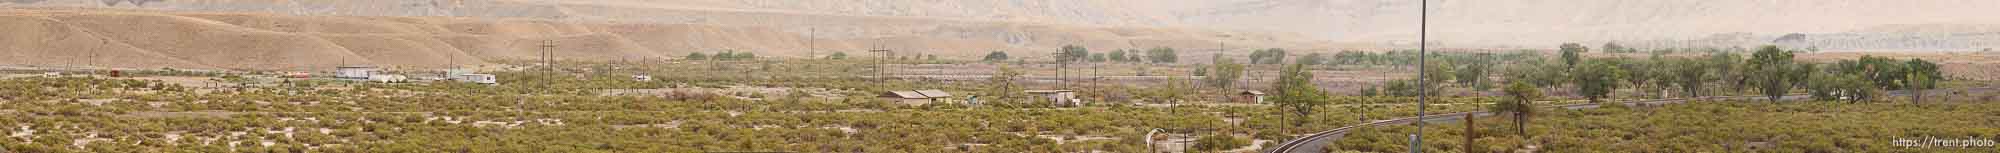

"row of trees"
[1437, 45, 1949, 152]
[983, 45, 1181, 64]
[686, 50, 757, 61]
[1357, 44, 1947, 105]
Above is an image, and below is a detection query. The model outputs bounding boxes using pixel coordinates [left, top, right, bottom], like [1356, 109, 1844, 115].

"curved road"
[1266, 95, 1803, 153]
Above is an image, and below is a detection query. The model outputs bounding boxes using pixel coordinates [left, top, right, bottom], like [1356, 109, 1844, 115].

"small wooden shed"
[1238, 90, 1266, 104]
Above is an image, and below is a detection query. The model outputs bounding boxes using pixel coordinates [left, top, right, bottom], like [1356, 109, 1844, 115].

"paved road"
[1265, 95, 1806, 153]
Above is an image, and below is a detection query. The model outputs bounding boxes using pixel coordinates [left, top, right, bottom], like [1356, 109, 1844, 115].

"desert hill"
[0, 7, 1314, 71]
[3, 0, 1998, 70]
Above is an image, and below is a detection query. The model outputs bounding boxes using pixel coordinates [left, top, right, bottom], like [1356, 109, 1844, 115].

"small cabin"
[1237, 90, 1267, 104]
[1025, 90, 1078, 106]
[336, 66, 380, 79]
[879, 89, 952, 106]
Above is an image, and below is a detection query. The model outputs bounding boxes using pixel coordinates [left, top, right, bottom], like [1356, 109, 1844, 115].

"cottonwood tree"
[1904, 58, 1941, 103]
[1148, 75, 1195, 104]
[1204, 58, 1245, 89]
[1808, 71, 1875, 103]
[1058, 45, 1090, 62]
[1422, 60, 1456, 91]
[1492, 82, 1541, 137]
[1707, 52, 1746, 94]
[1270, 63, 1328, 127]
[983, 51, 1010, 61]
[1249, 48, 1289, 65]
[1602, 42, 1635, 53]
[1146, 47, 1178, 64]
[1667, 58, 1711, 98]
[1297, 53, 1327, 66]
[1559, 43, 1589, 69]
[1573, 59, 1625, 103]
[989, 65, 1024, 99]
[1746, 46, 1798, 102]
[1455, 58, 1492, 90]
[1383, 79, 1418, 97]
[827, 52, 848, 60]
[686, 52, 709, 60]
[1107, 49, 1129, 63]
[1616, 57, 1659, 98]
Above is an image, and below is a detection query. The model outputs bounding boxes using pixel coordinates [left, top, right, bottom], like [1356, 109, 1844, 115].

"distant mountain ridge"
[2, 0, 1995, 71]
[10, 0, 1997, 48]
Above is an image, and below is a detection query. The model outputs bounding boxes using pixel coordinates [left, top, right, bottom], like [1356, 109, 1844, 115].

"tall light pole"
[1412, 0, 1430, 152]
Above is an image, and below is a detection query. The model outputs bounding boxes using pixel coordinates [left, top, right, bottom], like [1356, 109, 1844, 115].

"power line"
[541, 40, 556, 94]
[869, 39, 892, 83]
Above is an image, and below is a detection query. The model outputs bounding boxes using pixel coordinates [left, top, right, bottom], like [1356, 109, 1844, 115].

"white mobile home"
[457, 74, 497, 84]
[336, 66, 380, 79]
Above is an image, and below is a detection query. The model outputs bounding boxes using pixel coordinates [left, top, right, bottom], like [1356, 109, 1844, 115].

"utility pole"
[809, 27, 816, 59]
[1054, 48, 1068, 90]
[869, 48, 892, 82]
[541, 40, 556, 93]
[1413, 0, 1430, 152]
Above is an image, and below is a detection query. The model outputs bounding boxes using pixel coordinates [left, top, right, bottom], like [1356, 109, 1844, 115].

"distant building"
[369, 74, 408, 83]
[282, 72, 311, 78]
[879, 89, 953, 106]
[1237, 90, 1267, 104]
[455, 74, 497, 84]
[1025, 90, 1078, 106]
[336, 66, 380, 79]
[633, 75, 653, 81]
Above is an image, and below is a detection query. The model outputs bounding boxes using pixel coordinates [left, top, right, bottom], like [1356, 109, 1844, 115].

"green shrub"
[1193, 135, 1248, 151]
